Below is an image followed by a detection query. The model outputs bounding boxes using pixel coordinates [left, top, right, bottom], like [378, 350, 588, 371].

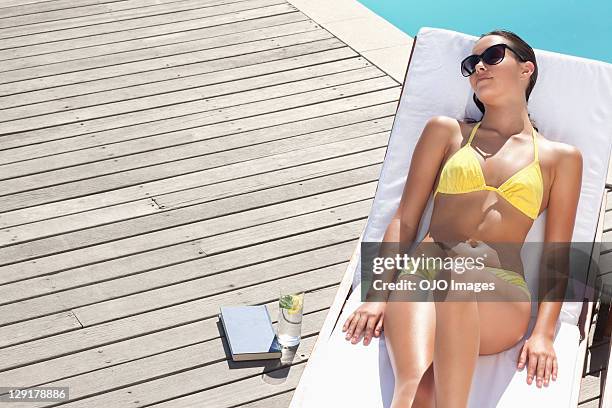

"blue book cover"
[219, 305, 282, 361]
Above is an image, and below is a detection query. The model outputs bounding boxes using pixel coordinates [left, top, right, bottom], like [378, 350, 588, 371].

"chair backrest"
[354, 27, 612, 325]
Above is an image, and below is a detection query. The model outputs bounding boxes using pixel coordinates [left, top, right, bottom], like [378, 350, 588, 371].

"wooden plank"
[605, 190, 612, 210]
[0, 145, 385, 241]
[72, 236, 362, 326]
[603, 205, 612, 228]
[0, 160, 381, 267]
[0, 155, 383, 249]
[0, 17, 320, 88]
[0, 76, 395, 162]
[0, 58, 373, 151]
[0, 41, 349, 118]
[51, 342, 311, 408]
[0, 42, 354, 132]
[0, 178, 373, 290]
[0, 199, 371, 324]
[241, 391, 295, 408]
[0, 234, 353, 341]
[0, 68, 396, 153]
[0, 221, 363, 315]
[0, 260, 348, 372]
[0, 28, 330, 117]
[0, 96, 383, 201]
[580, 398, 602, 408]
[0, 4, 300, 95]
[0, 0, 245, 34]
[603, 368, 611, 408]
[0, 0, 133, 18]
[597, 251, 612, 277]
[0, 197, 157, 242]
[153, 149, 384, 210]
[601, 209, 612, 408]
[0, 197, 160, 240]
[0, 61, 389, 165]
[0, 311, 81, 348]
[141, 356, 307, 408]
[0, 148, 385, 247]
[0, 160, 380, 287]
[574, 189, 608, 406]
[0, 0, 213, 26]
[0, 284, 339, 391]
[6, 183, 366, 270]
[607, 152, 612, 189]
[0, 3, 301, 62]
[0, 11, 308, 82]
[0, 61, 384, 139]
[0, 93, 390, 182]
[1, 304, 329, 407]
[0, 75, 391, 166]
[240, 392, 296, 408]
[580, 375, 602, 404]
[589, 197, 611, 408]
[0, 0, 287, 48]
[0, 126, 387, 226]
[0, 117, 391, 213]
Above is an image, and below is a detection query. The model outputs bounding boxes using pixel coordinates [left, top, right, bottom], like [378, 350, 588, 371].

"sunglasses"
[460, 43, 526, 77]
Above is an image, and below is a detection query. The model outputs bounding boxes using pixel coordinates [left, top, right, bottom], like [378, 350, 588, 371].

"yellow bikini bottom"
[396, 258, 531, 301]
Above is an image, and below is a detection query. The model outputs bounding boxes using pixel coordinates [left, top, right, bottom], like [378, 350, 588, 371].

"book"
[219, 305, 282, 361]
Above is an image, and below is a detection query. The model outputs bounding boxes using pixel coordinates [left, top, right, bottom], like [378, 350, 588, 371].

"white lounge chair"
[290, 27, 612, 408]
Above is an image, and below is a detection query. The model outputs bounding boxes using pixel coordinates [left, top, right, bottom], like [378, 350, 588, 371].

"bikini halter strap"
[532, 127, 539, 163]
[466, 122, 481, 145]
[468, 121, 539, 163]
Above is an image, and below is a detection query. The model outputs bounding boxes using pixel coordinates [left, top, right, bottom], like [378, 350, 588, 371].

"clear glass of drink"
[277, 289, 305, 347]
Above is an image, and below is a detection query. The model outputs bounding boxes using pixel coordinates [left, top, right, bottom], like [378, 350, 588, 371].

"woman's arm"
[517, 143, 583, 387]
[343, 116, 455, 345]
[362, 116, 458, 302]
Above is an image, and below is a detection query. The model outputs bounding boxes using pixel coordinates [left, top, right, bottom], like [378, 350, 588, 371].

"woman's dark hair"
[468, 29, 539, 131]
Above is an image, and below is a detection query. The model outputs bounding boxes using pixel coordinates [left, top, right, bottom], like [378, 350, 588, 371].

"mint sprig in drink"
[277, 292, 304, 347]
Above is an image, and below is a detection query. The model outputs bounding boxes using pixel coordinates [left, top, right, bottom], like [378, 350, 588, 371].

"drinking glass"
[277, 289, 304, 347]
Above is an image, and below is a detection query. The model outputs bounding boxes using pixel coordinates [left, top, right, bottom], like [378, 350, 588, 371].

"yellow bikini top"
[434, 121, 544, 220]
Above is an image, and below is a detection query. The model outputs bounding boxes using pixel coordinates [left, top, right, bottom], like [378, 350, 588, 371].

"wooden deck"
[0, 0, 608, 407]
[579, 188, 612, 408]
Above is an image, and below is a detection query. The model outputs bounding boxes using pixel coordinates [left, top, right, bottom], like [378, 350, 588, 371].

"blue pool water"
[357, 0, 612, 64]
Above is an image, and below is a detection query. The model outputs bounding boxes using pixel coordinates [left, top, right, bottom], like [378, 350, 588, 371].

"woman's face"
[468, 35, 532, 106]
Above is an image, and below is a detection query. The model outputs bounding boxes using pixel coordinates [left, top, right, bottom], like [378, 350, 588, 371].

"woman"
[341, 30, 583, 408]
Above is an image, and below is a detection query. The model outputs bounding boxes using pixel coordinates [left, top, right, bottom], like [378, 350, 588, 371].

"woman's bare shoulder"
[420, 116, 475, 152]
[536, 131, 583, 166]
[420, 116, 463, 143]
[424, 115, 462, 131]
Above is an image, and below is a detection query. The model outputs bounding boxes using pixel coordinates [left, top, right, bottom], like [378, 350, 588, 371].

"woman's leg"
[433, 293, 480, 407]
[433, 271, 531, 408]
[385, 275, 436, 408]
[413, 363, 436, 408]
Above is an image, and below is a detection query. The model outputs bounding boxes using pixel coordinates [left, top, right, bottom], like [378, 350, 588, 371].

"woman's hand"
[517, 333, 558, 388]
[342, 301, 386, 346]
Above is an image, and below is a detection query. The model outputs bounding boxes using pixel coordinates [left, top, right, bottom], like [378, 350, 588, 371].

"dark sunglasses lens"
[482, 45, 506, 65]
[461, 55, 479, 76]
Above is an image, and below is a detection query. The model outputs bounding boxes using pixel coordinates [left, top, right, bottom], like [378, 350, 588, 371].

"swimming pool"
[357, 0, 612, 64]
